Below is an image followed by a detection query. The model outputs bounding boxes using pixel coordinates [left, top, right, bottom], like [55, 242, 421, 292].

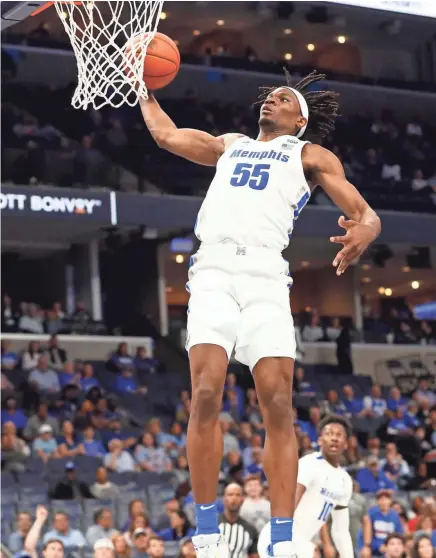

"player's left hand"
[330, 216, 375, 275]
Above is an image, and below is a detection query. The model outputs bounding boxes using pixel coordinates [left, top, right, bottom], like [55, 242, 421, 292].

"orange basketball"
[123, 32, 180, 90]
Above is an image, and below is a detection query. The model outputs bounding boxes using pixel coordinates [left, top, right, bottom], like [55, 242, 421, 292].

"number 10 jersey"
[194, 135, 311, 251]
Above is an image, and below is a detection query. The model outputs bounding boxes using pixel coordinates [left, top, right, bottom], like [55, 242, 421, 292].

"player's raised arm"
[139, 95, 242, 166]
[304, 144, 381, 276]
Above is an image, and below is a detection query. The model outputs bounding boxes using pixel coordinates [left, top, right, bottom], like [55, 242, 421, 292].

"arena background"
[1, 2, 436, 558]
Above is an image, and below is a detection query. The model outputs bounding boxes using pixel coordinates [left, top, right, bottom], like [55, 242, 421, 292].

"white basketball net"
[54, 0, 164, 110]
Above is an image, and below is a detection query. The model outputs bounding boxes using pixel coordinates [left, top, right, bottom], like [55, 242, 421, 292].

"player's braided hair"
[256, 68, 340, 139]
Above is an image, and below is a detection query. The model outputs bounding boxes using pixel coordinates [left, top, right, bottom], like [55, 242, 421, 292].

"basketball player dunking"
[140, 70, 381, 558]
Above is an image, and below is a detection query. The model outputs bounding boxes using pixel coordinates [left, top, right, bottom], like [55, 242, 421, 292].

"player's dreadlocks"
[256, 68, 340, 139]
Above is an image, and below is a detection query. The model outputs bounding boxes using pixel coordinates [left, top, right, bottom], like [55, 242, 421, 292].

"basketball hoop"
[50, 1, 164, 109]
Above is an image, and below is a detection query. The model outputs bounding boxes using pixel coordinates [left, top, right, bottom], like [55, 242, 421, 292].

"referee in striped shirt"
[219, 483, 259, 558]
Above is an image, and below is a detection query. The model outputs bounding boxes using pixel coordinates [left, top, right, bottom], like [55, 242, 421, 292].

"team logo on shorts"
[236, 246, 246, 256]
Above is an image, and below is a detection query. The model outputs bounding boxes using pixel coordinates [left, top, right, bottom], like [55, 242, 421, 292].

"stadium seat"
[1, 471, 16, 488]
[2, 487, 19, 504]
[26, 457, 46, 474]
[74, 455, 103, 472]
[107, 471, 137, 485]
[1, 502, 17, 522]
[136, 471, 162, 488]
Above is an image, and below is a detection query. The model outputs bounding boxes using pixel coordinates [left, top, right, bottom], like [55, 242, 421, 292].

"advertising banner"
[0, 186, 116, 225]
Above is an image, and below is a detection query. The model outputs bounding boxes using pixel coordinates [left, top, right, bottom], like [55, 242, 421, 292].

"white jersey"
[294, 452, 353, 543]
[194, 135, 311, 251]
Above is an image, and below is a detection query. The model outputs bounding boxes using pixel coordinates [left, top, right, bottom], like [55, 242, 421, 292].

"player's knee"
[260, 389, 293, 428]
[191, 372, 222, 422]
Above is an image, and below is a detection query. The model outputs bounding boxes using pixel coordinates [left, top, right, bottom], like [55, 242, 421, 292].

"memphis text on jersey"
[230, 148, 291, 163]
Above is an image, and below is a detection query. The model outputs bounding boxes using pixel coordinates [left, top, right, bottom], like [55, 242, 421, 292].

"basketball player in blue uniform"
[139, 70, 381, 558]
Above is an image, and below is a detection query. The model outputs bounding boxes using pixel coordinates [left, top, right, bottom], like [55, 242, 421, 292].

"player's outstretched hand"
[330, 215, 375, 276]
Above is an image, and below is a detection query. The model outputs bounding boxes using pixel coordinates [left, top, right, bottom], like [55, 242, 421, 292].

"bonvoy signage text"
[0, 193, 102, 215]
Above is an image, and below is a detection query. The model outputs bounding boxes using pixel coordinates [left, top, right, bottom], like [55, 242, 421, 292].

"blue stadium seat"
[1, 502, 17, 522]
[47, 458, 73, 475]
[108, 471, 136, 486]
[19, 491, 50, 507]
[2, 488, 19, 505]
[74, 455, 102, 472]
[26, 457, 46, 474]
[1, 471, 16, 488]
[136, 471, 161, 488]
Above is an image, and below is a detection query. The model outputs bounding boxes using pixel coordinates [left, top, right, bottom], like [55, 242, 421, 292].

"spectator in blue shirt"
[82, 425, 106, 457]
[32, 424, 59, 463]
[387, 409, 413, 436]
[1, 396, 28, 430]
[323, 390, 347, 415]
[342, 385, 365, 415]
[245, 447, 266, 481]
[404, 401, 421, 429]
[102, 413, 136, 449]
[8, 512, 32, 552]
[365, 491, 403, 556]
[28, 355, 61, 393]
[301, 406, 321, 445]
[43, 511, 86, 547]
[57, 420, 84, 458]
[363, 384, 388, 417]
[157, 510, 195, 542]
[1, 339, 19, 370]
[134, 346, 158, 374]
[58, 361, 80, 388]
[387, 387, 409, 415]
[109, 342, 134, 372]
[294, 367, 316, 396]
[222, 372, 245, 420]
[80, 363, 100, 392]
[355, 456, 397, 493]
[114, 368, 146, 395]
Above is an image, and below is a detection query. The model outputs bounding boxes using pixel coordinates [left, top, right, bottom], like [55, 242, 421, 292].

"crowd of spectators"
[2, 80, 436, 213]
[2, 295, 105, 336]
[1, 333, 436, 557]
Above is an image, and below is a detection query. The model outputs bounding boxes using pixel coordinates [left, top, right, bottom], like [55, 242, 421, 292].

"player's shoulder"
[299, 451, 324, 468]
[217, 133, 246, 152]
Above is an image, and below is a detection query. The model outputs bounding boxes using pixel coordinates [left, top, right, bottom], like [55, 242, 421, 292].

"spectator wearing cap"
[28, 355, 60, 394]
[109, 343, 134, 373]
[135, 432, 173, 473]
[43, 511, 87, 547]
[86, 509, 118, 547]
[32, 424, 59, 462]
[94, 538, 115, 558]
[356, 456, 397, 493]
[383, 533, 406, 558]
[8, 512, 32, 552]
[362, 490, 403, 557]
[90, 466, 121, 500]
[57, 420, 85, 458]
[1, 396, 28, 430]
[83, 426, 106, 458]
[23, 402, 60, 440]
[146, 537, 165, 558]
[104, 438, 136, 473]
[81, 363, 101, 392]
[1, 339, 19, 369]
[51, 461, 93, 500]
[131, 528, 151, 558]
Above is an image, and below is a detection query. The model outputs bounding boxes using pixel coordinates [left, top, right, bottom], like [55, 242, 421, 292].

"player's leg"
[253, 357, 298, 552]
[235, 276, 298, 556]
[185, 271, 240, 552]
[187, 343, 228, 531]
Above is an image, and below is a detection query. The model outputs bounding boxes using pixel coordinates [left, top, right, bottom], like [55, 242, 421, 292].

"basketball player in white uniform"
[258, 415, 354, 558]
[139, 69, 381, 558]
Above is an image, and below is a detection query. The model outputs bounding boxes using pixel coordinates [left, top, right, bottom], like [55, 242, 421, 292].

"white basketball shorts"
[185, 244, 296, 371]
